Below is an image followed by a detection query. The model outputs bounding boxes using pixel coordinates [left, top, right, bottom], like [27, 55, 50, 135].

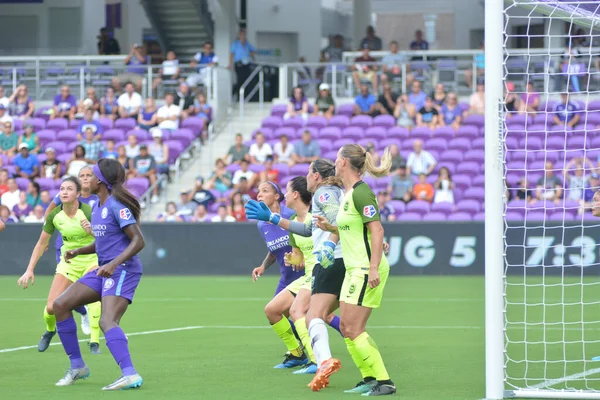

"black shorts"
[311, 259, 346, 298]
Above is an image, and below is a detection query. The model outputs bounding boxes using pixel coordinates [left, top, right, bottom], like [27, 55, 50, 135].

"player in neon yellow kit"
[17, 176, 102, 354]
[316, 143, 396, 396]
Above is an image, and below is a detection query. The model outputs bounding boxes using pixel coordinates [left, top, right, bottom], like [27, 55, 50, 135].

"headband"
[266, 181, 283, 202]
[93, 164, 112, 191]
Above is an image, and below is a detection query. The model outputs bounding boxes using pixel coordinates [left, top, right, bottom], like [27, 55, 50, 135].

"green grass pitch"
[0, 275, 489, 399]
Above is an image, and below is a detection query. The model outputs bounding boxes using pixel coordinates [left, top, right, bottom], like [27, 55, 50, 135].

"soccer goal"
[486, 0, 600, 399]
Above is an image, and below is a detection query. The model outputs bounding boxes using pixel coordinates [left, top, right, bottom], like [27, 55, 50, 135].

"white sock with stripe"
[308, 318, 332, 366]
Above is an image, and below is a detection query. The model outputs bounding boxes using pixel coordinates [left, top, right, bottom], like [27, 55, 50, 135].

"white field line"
[0, 297, 484, 302]
[530, 367, 600, 389]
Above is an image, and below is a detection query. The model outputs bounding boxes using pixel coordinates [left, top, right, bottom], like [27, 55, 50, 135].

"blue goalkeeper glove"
[244, 199, 281, 225]
[314, 240, 336, 269]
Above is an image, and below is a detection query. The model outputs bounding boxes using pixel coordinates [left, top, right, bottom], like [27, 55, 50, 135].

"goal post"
[486, 1, 600, 399]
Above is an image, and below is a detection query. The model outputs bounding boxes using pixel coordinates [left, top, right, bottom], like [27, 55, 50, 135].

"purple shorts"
[274, 278, 295, 297]
[78, 265, 142, 304]
[55, 248, 61, 265]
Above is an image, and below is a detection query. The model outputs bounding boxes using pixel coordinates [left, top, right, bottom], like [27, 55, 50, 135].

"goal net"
[493, 0, 600, 399]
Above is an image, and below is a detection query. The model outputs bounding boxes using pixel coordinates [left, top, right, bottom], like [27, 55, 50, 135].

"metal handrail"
[238, 65, 268, 129]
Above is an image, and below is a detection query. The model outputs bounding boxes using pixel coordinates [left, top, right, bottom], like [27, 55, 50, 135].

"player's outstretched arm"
[245, 199, 312, 237]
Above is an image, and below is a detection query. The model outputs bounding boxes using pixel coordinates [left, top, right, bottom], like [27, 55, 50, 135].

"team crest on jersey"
[104, 278, 115, 290]
[101, 208, 108, 219]
[319, 192, 331, 203]
[343, 202, 349, 211]
[363, 205, 376, 218]
[89, 200, 96, 208]
[349, 283, 356, 294]
[119, 208, 132, 220]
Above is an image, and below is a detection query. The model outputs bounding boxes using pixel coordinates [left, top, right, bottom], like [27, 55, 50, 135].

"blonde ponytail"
[364, 147, 392, 178]
[340, 144, 392, 178]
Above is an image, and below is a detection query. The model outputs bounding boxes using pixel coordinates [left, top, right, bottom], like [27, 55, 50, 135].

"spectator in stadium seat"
[0, 204, 17, 224]
[236, 176, 258, 201]
[12, 191, 32, 221]
[440, 92, 463, 130]
[466, 81, 485, 116]
[132, 144, 159, 203]
[431, 83, 447, 111]
[259, 156, 280, 184]
[273, 134, 294, 165]
[407, 139, 437, 176]
[380, 41, 412, 88]
[100, 87, 119, 120]
[26, 181, 41, 207]
[389, 144, 406, 172]
[388, 163, 413, 203]
[187, 41, 219, 88]
[101, 139, 118, 160]
[23, 204, 45, 223]
[192, 204, 210, 222]
[233, 160, 255, 189]
[75, 87, 100, 119]
[191, 176, 216, 208]
[376, 83, 399, 115]
[0, 168, 8, 196]
[433, 166, 455, 204]
[211, 204, 236, 222]
[193, 92, 212, 141]
[249, 131, 273, 165]
[284, 86, 309, 122]
[413, 173, 434, 202]
[518, 82, 540, 114]
[176, 190, 197, 217]
[79, 128, 104, 161]
[352, 47, 378, 94]
[118, 82, 143, 120]
[408, 81, 427, 112]
[410, 29, 429, 51]
[97, 27, 120, 55]
[149, 128, 169, 175]
[229, 29, 256, 97]
[377, 191, 396, 221]
[226, 133, 249, 165]
[464, 42, 485, 89]
[116, 145, 132, 171]
[158, 201, 184, 222]
[137, 97, 158, 131]
[322, 34, 346, 63]
[77, 108, 103, 141]
[535, 161, 563, 203]
[552, 92, 581, 127]
[39, 190, 51, 210]
[66, 145, 92, 177]
[0, 121, 18, 157]
[51, 85, 77, 121]
[312, 83, 335, 119]
[152, 50, 181, 92]
[514, 178, 532, 203]
[18, 124, 40, 154]
[1, 178, 19, 209]
[0, 86, 9, 111]
[292, 130, 321, 165]
[13, 143, 39, 179]
[564, 157, 593, 202]
[39, 147, 61, 180]
[505, 82, 519, 117]
[354, 84, 378, 116]
[112, 43, 149, 92]
[393, 94, 416, 129]
[125, 134, 141, 159]
[174, 82, 195, 119]
[229, 191, 247, 221]
[207, 158, 233, 197]
[0, 104, 12, 125]
[360, 25, 383, 51]
[417, 96, 440, 129]
[9, 85, 34, 120]
[156, 93, 180, 132]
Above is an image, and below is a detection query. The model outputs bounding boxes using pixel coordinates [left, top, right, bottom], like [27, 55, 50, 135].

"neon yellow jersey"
[336, 181, 389, 273]
[288, 213, 316, 277]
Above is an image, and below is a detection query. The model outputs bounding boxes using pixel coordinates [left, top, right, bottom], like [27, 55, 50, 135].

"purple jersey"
[257, 205, 303, 284]
[53, 94, 76, 112]
[54, 194, 99, 253]
[92, 195, 142, 273]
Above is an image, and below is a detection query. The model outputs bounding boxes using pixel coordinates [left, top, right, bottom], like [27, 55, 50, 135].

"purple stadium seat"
[248, 164, 265, 173]
[36, 153, 47, 164]
[67, 142, 79, 152]
[102, 129, 125, 142]
[549, 212, 575, 221]
[452, 174, 472, 191]
[587, 100, 600, 111]
[463, 150, 485, 163]
[384, 128, 408, 142]
[439, 150, 464, 163]
[336, 104, 355, 117]
[182, 117, 206, 137]
[357, 138, 376, 149]
[447, 138, 471, 152]
[505, 212, 522, 221]
[97, 117, 114, 130]
[115, 118, 136, 131]
[12, 119, 23, 131]
[532, 114, 552, 126]
[463, 114, 485, 128]
[342, 126, 365, 141]
[433, 126, 455, 140]
[171, 129, 195, 148]
[430, 202, 454, 215]
[519, 137, 543, 150]
[365, 126, 387, 141]
[472, 212, 485, 221]
[317, 139, 333, 153]
[126, 129, 149, 141]
[387, 200, 405, 213]
[36, 129, 56, 146]
[44, 141, 67, 155]
[350, 115, 372, 128]
[425, 138, 448, 153]
[567, 136, 588, 149]
[406, 200, 430, 216]
[328, 115, 350, 128]
[46, 118, 69, 132]
[333, 138, 354, 148]
[379, 138, 401, 149]
[401, 137, 418, 151]
[319, 127, 342, 141]
[458, 102, 470, 113]
[283, 116, 305, 129]
[456, 199, 481, 214]
[397, 212, 422, 221]
[166, 141, 184, 164]
[68, 119, 81, 129]
[456, 125, 479, 139]
[457, 161, 481, 177]
[271, 104, 287, 117]
[322, 150, 337, 160]
[262, 116, 283, 129]
[373, 114, 395, 128]
[35, 178, 55, 192]
[15, 177, 29, 191]
[273, 127, 295, 141]
[290, 163, 310, 175]
[56, 129, 78, 143]
[525, 211, 545, 221]
[410, 127, 432, 141]
[462, 187, 485, 201]
[472, 175, 485, 187]
[545, 136, 566, 149]
[447, 212, 473, 221]
[307, 116, 328, 129]
[24, 118, 46, 131]
[505, 137, 519, 150]
[422, 212, 447, 221]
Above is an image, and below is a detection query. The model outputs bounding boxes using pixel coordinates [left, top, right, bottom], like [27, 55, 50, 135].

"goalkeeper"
[246, 159, 346, 391]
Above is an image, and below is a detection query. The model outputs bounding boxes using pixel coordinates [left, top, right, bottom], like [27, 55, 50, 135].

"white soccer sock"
[308, 318, 332, 366]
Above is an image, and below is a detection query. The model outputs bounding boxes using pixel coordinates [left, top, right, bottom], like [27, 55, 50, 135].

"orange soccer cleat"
[308, 358, 341, 392]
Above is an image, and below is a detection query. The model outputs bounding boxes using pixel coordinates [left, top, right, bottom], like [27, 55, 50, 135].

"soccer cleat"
[89, 342, 101, 355]
[308, 358, 341, 392]
[80, 310, 91, 336]
[292, 362, 318, 374]
[55, 367, 90, 386]
[38, 330, 56, 352]
[362, 382, 397, 396]
[273, 352, 308, 369]
[102, 374, 143, 391]
[344, 380, 378, 394]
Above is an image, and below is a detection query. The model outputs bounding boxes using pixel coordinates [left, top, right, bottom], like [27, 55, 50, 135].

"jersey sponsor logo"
[339, 225, 350, 231]
[363, 205, 376, 218]
[101, 208, 108, 219]
[92, 224, 107, 237]
[319, 192, 331, 203]
[119, 208, 132, 220]
[344, 202, 349, 211]
[104, 278, 115, 290]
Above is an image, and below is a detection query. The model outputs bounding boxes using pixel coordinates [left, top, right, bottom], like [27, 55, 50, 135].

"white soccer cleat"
[102, 374, 143, 391]
[55, 367, 90, 386]
[80, 308, 91, 336]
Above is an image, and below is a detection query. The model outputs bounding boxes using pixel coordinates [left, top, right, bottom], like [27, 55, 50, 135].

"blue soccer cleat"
[273, 352, 308, 369]
[292, 362, 318, 374]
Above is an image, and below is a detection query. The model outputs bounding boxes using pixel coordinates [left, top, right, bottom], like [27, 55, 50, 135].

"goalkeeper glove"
[314, 240, 336, 269]
[244, 199, 281, 225]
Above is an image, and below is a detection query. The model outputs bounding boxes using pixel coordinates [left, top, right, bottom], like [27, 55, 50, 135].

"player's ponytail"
[97, 158, 141, 221]
[340, 144, 392, 178]
[289, 176, 312, 206]
[311, 158, 343, 189]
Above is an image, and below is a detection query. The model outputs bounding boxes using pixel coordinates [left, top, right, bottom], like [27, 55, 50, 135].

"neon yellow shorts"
[340, 267, 389, 309]
[55, 254, 98, 283]
[287, 273, 312, 295]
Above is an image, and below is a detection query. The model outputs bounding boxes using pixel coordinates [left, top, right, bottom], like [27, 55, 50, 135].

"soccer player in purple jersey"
[41, 165, 101, 353]
[52, 158, 145, 390]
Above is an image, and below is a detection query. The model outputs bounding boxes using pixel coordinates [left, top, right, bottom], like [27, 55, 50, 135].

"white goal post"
[486, 0, 600, 399]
